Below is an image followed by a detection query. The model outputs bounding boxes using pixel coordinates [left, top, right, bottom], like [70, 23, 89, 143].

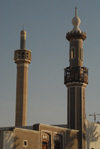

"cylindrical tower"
[14, 30, 31, 126]
[64, 8, 88, 149]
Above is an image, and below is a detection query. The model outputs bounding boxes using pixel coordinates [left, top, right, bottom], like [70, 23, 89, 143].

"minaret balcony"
[66, 31, 86, 41]
[14, 49, 31, 63]
[64, 66, 88, 84]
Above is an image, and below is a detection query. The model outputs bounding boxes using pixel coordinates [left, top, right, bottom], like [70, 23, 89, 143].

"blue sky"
[0, 0, 100, 126]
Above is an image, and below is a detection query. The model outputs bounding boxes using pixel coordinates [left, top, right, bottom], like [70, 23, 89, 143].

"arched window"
[42, 132, 51, 149]
[71, 48, 75, 59]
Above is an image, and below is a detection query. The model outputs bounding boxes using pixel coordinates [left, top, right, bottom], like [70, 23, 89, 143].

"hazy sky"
[0, 0, 100, 127]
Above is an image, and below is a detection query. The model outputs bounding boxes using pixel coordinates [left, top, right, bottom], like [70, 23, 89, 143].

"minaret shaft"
[15, 63, 28, 126]
[67, 84, 86, 130]
[70, 39, 83, 67]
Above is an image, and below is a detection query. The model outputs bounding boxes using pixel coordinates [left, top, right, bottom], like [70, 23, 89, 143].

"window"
[54, 135, 63, 149]
[42, 141, 49, 149]
[23, 140, 28, 147]
[42, 132, 51, 149]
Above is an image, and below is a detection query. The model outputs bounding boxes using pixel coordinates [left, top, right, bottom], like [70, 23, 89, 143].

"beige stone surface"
[14, 128, 40, 149]
[33, 123, 79, 149]
[15, 63, 29, 126]
[86, 121, 100, 149]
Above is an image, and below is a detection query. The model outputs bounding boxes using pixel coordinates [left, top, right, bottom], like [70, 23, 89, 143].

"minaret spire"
[72, 7, 81, 33]
[75, 7, 77, 17]
[20, 30, 26, 49]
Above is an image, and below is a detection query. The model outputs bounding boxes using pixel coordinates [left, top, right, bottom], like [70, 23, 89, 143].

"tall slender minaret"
[64, 8, 88, 149]
[14, 30, 31, 126]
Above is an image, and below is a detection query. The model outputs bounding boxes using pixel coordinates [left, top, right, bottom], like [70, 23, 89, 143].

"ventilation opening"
[23, 140, 28, 147]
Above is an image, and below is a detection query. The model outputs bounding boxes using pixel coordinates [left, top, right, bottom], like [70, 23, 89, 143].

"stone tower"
[64, 8, 88, 149]
[14, 30, 31, 126]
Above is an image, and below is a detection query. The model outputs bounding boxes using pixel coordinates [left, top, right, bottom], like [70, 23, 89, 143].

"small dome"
[72, 8, 81, 33]
[72, 16, 81, 27]
[20, 30, 26, 34]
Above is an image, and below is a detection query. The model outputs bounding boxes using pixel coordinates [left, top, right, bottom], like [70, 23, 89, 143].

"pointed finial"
[23, 26, 24, 31]
[75, 7, 77, 17]
[22, 25, 25, 31]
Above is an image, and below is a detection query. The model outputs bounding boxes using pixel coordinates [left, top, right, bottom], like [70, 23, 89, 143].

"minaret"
[64, 8, 88, 149]
[14, 30, 31, 126]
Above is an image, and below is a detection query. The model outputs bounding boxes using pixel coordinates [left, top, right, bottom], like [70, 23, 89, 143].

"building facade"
[0, 8, 100, 149]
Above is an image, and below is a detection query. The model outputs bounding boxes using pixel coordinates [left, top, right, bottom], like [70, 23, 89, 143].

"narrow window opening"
[71, 48, 74, 59]
[71, 48, 75, 59]
[23, 140, 28, 147]
[80, 48, 83, 60]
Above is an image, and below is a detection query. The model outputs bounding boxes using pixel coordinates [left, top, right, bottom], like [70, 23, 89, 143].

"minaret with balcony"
[64, 8, 88, 149]
[14, 30, 31, 126]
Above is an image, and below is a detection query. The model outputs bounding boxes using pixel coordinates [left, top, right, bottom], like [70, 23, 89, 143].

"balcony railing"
[64, 66, 88, 84]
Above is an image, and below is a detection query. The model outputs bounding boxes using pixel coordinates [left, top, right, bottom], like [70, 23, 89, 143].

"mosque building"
[0, 8, 100, 149]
